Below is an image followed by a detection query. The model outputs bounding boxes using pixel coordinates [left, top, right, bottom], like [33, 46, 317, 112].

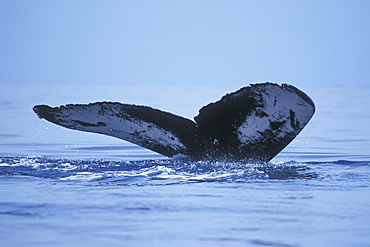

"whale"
[33, 82, 315, 162]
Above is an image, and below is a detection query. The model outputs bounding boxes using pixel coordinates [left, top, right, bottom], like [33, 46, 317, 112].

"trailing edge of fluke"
[33, 82, 315, 162]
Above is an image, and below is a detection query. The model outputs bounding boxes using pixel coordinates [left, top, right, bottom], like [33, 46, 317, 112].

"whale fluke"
[33, 83, 315, 162]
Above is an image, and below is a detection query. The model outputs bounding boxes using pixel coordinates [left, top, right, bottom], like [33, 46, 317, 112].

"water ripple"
[0, 156, 330, 185]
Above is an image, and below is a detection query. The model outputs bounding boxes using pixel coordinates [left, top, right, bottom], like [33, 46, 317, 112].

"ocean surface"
[1, 83, 370, 247]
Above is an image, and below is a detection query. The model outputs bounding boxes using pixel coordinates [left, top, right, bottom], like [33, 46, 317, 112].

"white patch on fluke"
[55, 104, 186, 151]
[237, 84, 314, 143]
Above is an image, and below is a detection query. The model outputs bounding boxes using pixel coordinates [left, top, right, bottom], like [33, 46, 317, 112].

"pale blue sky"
[1, 0, 369, 89]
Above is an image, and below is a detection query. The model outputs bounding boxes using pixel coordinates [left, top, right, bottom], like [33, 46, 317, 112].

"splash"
[0, 156, 319, 185]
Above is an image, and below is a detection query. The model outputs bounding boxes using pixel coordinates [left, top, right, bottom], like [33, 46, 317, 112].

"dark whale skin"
[33, 83, 315, 162]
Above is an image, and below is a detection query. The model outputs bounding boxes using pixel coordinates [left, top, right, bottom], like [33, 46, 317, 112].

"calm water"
[1, 83, 370, 246]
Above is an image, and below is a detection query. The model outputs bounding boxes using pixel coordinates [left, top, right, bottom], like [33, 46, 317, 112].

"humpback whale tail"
[33, 83, 315, 162]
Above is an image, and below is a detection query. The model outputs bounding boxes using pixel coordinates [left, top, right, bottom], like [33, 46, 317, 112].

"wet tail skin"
[33, 83, 315, 162]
